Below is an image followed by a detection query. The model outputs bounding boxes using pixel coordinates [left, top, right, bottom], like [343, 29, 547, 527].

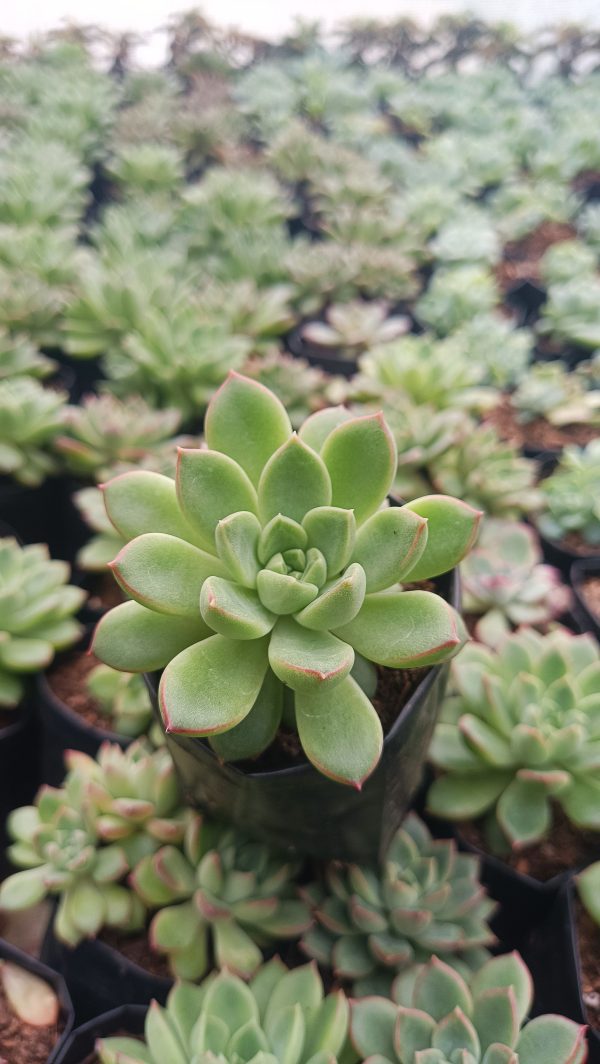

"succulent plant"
[427, 628, 600, 853]
[106, 143, 185, 197]
[385, 401, 465, 502]
[489, 178, 576, 242]
[0, 961, 60, 1028]
[242, 352, 344, 429]
[511, 361, 600, 428]
[537, 276, 600, 350]
[351, 953, 587, 1064]
[200, 281, 295, 351]
[0, 739, 189, 945]
[431, 423, 542, 520]
[416, 266, 498, 336]
[539, 239, 598, 285]
[461, 519, 571, 646]
[0, 377, 67, 485]
[0, 538, 84, 707]
[578, 859, 600, 927]
[429, 208, 501, 265]
[74, 486, 127, 572]
[86, 663, 153, 738]
[93, 373, 478, 788]
[301, 812, 494, 997]
[97, 960, 350, 1064]
[131, 818, 311, 979]
[442, 316, 533, 389]
[0, 329, 54, 380]
[301, 301, 409, 355]
[55, 394, 182, 481]
[537, 441, 600, 547]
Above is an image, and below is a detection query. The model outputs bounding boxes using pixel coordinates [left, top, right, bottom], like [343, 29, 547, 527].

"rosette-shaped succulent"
[461, 519, 571, 646]
[86, 664, 153, 738]
[0, 377, 67, 485]
[537, 440, 600, 548]
[132, 817, 311, 980]
[301, 813, 495, 996]
[0, 538, 84, 707]
[74, 486, 127, 572]
[351, 953, 587, 1064]
[427, 629, 600, 852]
[0, 740, 190, 946]
[93, 374, 477, 788]
[97, 960, 349, 1064]
[0, 329, 54, 380]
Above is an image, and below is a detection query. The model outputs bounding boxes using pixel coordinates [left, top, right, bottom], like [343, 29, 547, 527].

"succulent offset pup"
[93, 374, 479, 788]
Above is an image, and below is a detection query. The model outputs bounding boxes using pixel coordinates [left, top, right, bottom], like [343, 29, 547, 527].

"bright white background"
[4, 0, 600, 55]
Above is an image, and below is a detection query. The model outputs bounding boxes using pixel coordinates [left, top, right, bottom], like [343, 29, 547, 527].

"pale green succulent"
[86, 664, 153, 738]
[93, 374, 478, 788]
[351, 953, 587, 1064]
[537, 441, 600, 547]
[0, 329, 54, 380]
[74, 486, 127, 573]
[0, 377, 68, 486]
[0, 538, 84, 707]
[428, 629, 600, 854]
[511, 360, 600, 428]
[539, 240, 598, 285]
[537, 276, 600, 350]
[416, 266, 498, 336]
[301, 301, 409, 355]
[97, 961, 350, 1064]
[301, 813, 494, 997]
[442, 317, 533, 389]
[106, 143, 185, 197]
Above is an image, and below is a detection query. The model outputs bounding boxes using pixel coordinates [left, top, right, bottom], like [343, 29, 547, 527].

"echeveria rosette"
[427, 629, 600, 854]
[301, 813, 495, 998]
[350, 953, 587, 1064]
[93, 373, 479, 788]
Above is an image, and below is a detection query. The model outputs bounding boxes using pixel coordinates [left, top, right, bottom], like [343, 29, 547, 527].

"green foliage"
[302, 301, 409, 355]
[416, 266, 499, 336]
[350, 953, 587, 1064]
[537, 276, 600, 350]
[0, 377, 67, 485]
[97, 960, 350, 1064]
[511, 360, 600, 428]
[301, 813, 494, 996]
[106, 143, 185, 197]
[0, 538, 83, 707]
[86, 664, 153, 738]
[0, 329, 54, 380]
[537, 441, 600, 547]
[427, 629, 600, 853]
[93, 375, 477, 788]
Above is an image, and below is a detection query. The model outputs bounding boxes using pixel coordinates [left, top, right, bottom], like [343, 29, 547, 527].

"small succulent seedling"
[0, 377, 67, 485]
[428, 629, 600, 853]
[302, 300, 409, 354]
[93, 373, 479, 788]
[97, 960, 350, 1064]
[350, 953, 587, 1064]
[511, 361, 600, 429]
[87, 663, 153, 737]
[301, 813, 495, 996]
[537, 441, 600, 548]
[131, 818, 311, 980]
[0, 538, 84, 708]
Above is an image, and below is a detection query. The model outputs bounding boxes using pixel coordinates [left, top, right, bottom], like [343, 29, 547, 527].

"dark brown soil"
[577, 899, 600, 1030]
[47, 651, 117, 733]
[558, 531, 600, 558]
[496, 221, 576, 289]
[0, 983, 63, 1064]
[99, 929, 172, 981]
[485, 394, 597, 451]
[581, 577, 600, 620]
[86, 574, 124, 614]
[572, 169, 600, 197]
[460, 807, 600, 882]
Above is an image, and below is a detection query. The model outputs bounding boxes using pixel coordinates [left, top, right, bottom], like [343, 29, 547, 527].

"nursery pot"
[0, 937, 74, 1064]
[570, 558, 600, 641]
[0, 697, 40, 876]
[0, 476, 89, 564]
[286, 326, 358, 379]
[41, 920, 172, 1023]
[37, 631, 130, 788]
[52, 1004, 147, 1064]
[147, 569, 459, 863]
[537, 528, 600, 581]
[524, 881, 600, 1064]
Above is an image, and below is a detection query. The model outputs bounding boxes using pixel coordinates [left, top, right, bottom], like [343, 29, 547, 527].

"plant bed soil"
[459, 808, 600, 883]
[485, 393, 597, 453]
[577, 899, 600, 1031]
[47, 650, 118, 735]
[98, 930, 172, 982]
[0, 982, 63, 1064]
[496, 221, 576, 290]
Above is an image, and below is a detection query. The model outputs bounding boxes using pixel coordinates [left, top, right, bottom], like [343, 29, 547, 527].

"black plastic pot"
[570, 558, 600, 640]
[38, 633, 130, 788]
[0, 476, 89, 564]
[505, 280, 547, 327]
[147, 569, 459, 863]
[0, 698, 40, 876]
[286, 326, 358, 379]
[537, 528, 599, 581]
[52, 1004, 147, 1064]
[41, 920, 172, 1023]
[524, 881, 600, 1063]
[0, 937, 74, 1064]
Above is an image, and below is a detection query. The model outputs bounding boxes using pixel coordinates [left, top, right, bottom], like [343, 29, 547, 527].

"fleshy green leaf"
[351, 507, 428, 592]
[335, 590, 466, 667]
[302, 507, 356, 578]
[427, 773, 511, 821]
[177, 449, 258, 551]
[0, 638, 53, 672]
[205, 372, 292, 486]
[110, 533, 226, 617]
[213, 919, 263, 978]
[413, 958, 472, 1022]
[159, 635, 269, 735]
[259, 515, 308, 565]
[92, 600, 210, 672]
[268, 618, 354, 692]
[472, 989, 519, 1054]
[299, 407, 353, 453]
[496, 779, 551, 847]
[257, 571, 318, 615]
[209, 669, 283, 762]
[296, 674, 383, 787]
[394, 1007, 436, 1061]
[0, 868, 47, 911]
[516, 1015, 587, 1064]
[403, 497, 482, 581]
[295, 564, 366, 631]
[103, 471, 200, 545]
[215, 512, 262, 588]
[321, 412, 397, 525]
[350, 996, 397, 1059]
[258, 436, 332, 525]
[200, 577, 276, 640]
[471, 954, 533, 1027]
[432, 1007, 480, 1059]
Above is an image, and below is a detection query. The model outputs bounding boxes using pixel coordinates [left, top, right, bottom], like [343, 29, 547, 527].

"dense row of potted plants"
[0, 11, 598, 1064]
